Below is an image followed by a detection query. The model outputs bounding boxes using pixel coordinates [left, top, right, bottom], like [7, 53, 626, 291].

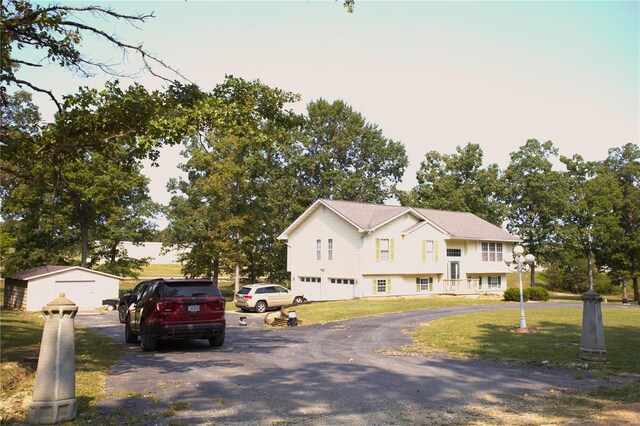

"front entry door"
[448, 262, 460, 280]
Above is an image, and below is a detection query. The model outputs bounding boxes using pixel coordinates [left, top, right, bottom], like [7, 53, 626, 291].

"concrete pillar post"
[28, 293, 78, 424]
[579, 289, 607, 362]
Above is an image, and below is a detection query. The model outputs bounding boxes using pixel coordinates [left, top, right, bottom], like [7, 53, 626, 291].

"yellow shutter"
[387, 278, 391, 293]
[434, 240, 439, 262]
[390, 239, 395, 262]
[375, 238, 380, 262]
[422, 240, 426, 263]
[372, 278, 377, 293]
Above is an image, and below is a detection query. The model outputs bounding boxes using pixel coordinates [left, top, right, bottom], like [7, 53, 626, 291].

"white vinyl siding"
[286, 203, 362, 300]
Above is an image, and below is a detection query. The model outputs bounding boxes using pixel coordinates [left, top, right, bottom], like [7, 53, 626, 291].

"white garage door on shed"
[54, 280, 97, 307]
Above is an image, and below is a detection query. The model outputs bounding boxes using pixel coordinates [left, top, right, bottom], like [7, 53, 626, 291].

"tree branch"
[5, 77, 62, 112]
[11, 59, 43, 68]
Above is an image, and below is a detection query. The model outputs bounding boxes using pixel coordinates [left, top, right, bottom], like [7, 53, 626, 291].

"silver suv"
[234, 284, 304, 313]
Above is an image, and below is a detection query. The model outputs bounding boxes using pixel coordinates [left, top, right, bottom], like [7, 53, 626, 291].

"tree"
[0, 85, 180, 276]
[295, 99, 408, 205]
[399, 143, 505, 225]
[502, 139, 570, 286]
[1, 0, 186, 110]
[602, 144, 640, 302]
[165, 77, 302, 290]
[560, 155, 623, 291]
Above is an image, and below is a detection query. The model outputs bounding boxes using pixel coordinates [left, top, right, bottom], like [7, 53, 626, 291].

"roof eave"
[277, 199, 367, 240]
[26, 266, 122, 281]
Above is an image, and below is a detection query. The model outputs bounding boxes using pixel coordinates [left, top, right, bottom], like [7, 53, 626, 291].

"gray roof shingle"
[7, 265, 74, 281]
[321, 199, 519, 242]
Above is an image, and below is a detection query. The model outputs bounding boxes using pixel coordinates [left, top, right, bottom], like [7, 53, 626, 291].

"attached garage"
[4, 265, 120, 311]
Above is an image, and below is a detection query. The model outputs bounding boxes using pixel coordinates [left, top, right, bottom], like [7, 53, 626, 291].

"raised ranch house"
[3, 265, 120, 311]
[278, 199, 520, 301]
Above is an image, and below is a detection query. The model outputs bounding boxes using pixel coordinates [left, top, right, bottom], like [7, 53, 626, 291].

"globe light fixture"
[504, 244, 536, 330]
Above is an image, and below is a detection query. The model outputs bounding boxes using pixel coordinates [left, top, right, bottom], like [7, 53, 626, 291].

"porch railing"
[443, 278, 480, 294]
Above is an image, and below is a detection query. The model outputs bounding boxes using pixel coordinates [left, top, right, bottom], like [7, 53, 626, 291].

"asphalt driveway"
[76, 303, 611, 425]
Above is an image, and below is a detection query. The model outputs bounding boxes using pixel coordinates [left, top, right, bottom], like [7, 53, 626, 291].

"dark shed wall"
[3, 278, 28, 310]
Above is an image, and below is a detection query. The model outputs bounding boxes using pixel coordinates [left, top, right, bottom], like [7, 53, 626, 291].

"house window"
[423, 240, 434, 262]
[316, 239, 321, 260]
[380, 239, 390, 261]
[446, 248, 461, 257]
[375, 238, 394, 262]
[482, 243, 503, 262]
[330, 278, 355, 285]
[377, 279, 387, 293]
[300, 276, 321, 283]
[487, 276, 502, 288]
[328, 239, 333, 261]
[416, 277, 433, 292]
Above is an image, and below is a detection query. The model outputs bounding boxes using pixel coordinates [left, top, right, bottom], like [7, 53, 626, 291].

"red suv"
[124, 279, 226, 351]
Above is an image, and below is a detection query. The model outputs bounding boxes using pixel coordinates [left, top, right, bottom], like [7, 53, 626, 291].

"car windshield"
[237, 287, 251, 295]
[163, 283, 220, 297]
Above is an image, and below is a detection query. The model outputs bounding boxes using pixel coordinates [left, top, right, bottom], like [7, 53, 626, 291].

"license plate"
[188, 304, 200, 313]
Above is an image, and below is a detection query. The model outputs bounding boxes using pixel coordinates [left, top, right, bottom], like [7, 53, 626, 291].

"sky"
[19, 1, 640, 226]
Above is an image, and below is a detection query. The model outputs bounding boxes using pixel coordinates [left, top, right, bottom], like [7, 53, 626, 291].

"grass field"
[404, 307, 640, 374]
[290, 295, 501, 324]
[137, 264, 183, 278]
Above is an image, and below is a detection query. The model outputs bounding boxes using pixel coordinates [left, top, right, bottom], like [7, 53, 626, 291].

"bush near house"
[526, 286, 550, 301]
[503, 286, 550, 302]
[503, 287, 527, 302]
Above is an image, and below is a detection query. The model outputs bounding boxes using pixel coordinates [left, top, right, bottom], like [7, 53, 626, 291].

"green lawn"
[0, 310, 123, 423]
[405, 307, 640, 373]
[137, 264, 183, 278]
[290, 296, 500, 324]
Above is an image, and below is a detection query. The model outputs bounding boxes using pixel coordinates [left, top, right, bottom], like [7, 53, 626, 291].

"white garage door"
[54, 280, 97, 307]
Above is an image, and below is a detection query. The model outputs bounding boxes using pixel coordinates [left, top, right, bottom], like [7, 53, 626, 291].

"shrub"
[525, 286, 550, 301]
[503, 287, 528, 302]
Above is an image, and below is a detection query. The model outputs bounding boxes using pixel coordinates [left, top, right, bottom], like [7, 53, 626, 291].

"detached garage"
[4, 265, 120, 311]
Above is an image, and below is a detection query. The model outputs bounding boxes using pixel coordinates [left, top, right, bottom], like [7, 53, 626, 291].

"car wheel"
[254, 300, 267, 313]
[140, 321, 157, 352]
[118, 305, 127, 323]
[209, 330, 225, 347]
[293, 296, 304, 304]
[106, 304, 115, 311]
[125, 317, 138, 344]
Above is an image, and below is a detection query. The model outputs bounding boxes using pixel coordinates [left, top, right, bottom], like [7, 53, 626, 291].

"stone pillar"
[28, 293, 78, 424]
[579, 289, 607, 362]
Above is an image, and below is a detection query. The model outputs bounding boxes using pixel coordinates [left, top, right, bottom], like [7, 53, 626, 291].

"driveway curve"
[76, 302, 616, 425]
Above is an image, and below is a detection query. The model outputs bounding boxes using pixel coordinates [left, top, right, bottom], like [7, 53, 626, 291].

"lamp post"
[504, 245, 535, 331]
